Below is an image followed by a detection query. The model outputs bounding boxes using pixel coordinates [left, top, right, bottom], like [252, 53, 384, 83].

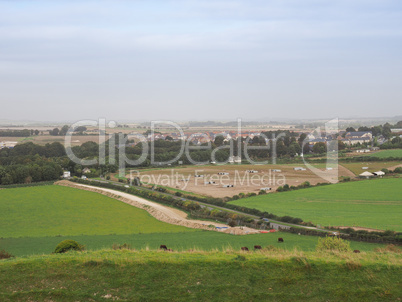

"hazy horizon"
[1, 1, 401, 121]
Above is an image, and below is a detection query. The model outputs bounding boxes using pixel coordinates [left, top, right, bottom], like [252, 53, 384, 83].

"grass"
[230, 178, 402, 231]
[1, 231, 394, 257]
[362, 149, 402, 159]
[341, 162, 401, 175]
[0, 185, 194, 238]
[0, 249, 401, 301]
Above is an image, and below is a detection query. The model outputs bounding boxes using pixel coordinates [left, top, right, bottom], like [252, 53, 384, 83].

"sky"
[0, 0, 401, 122]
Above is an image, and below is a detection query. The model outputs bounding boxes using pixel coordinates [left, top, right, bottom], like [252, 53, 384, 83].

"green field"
[230, 178, 402, 231]
[363, 149, 402, 158]
[0, 185, 194, 238]
[0, 185, 392, 257]
[1, 231, 390, 257]
[0, 249, 401, 301]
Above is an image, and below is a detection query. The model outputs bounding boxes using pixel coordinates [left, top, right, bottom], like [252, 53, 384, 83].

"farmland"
[230, 178, 402, 231]
[340, 162, 402, 175]
[0, 184, 392, 257]
[0, 185, 194, 238]
[363, 149, 402, 158]
[128, 164, 355, 198]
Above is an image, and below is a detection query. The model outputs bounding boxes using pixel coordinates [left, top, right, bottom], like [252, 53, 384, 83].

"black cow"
[160, 245, 168, 250]
[254, 245, 262, 250]
[241, 247, 249, 251]
[278, 238, 284, 243]
[353, 249, 360, 253]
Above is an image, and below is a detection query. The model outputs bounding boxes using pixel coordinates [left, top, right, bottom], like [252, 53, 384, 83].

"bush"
[175, 191, 182, 197]
[316, 237, 351, 252]
[228, 220, 237, 227]
[0, 249, 14, 259]
[106, 175, 111, 180]
[54, 240, 85, 254]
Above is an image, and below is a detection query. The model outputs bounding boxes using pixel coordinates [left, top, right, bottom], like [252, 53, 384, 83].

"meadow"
[340, 161, 401, 175]
[0, 230, 389, 257]
[0, 249, 401, 301]
[363, 149, 402, 158]
[0, 185, 194, 238]
[230, 178, 402, 231]
[0, 185, 391, 257]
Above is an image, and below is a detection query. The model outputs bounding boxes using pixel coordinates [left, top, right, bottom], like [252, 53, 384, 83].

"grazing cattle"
[241, 247, 249, 251]
[159, 245, 168, 250]
[254, 245, 262, 250]
[278, 238, 284, 243]
[353, 250, 360, 253]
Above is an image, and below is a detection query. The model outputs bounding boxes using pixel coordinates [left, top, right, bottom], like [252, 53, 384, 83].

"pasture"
[0, 185, 392, 257]
[128, 164, 354, 198]
[0, 185, 194, 238]
[230, 178, 402, 231]
[0, 230, 390, 257]
[341, 161, 402, 175]
[363, 149, 402, 159]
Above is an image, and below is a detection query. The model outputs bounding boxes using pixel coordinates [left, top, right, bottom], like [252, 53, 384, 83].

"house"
[63, 171, 71, 178]
[82, 167, 91, 174]
[81, 175, 87, 180]
[345, 131, 373, 140]
[342, 131, 373, 146]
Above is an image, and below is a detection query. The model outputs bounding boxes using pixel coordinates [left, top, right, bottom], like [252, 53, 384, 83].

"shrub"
[228, 220, 237, 227]
[175, 191, 182, 197]
[394, 167, 402, 174]
[316, 237, 351, 252]
[0, 249, 14, 259]
[54, 240, 85, 254]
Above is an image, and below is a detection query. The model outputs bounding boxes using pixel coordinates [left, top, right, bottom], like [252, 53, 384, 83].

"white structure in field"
[63, 171, 71, 178]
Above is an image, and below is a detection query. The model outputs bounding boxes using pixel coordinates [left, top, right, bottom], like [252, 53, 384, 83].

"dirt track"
[55, 180, 258, 235]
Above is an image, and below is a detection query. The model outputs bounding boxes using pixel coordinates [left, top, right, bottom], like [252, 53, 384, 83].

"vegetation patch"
[230, 178, 402, 231]
[0, 185, 195, 238]
[0, 250, 400, 302]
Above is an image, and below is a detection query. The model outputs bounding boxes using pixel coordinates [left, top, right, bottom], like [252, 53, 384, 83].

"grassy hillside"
[230, 178, 402, 231]
[0, 249, 401, 301]
[0, 185, 194, 238]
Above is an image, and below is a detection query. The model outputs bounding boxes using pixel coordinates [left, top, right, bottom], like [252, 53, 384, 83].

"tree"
[59, 125, 69, 136]
[345, 127, 356, 132]
[214, 136, 225, 147]
[312, 142, 326, 154]
[49, 128, 59, 136]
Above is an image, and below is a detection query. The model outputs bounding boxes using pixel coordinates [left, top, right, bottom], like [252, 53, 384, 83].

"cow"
[278, 238, 284, 243]
[167, 249, 173, 252]
[353, 249, 360, 253]
[159, 245, 168, 250]
[241, 247, 249, 251]
[254, 245, 262, 250]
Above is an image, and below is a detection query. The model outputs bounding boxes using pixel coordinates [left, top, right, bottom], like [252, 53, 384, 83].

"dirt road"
[55, 180, 259, 235]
